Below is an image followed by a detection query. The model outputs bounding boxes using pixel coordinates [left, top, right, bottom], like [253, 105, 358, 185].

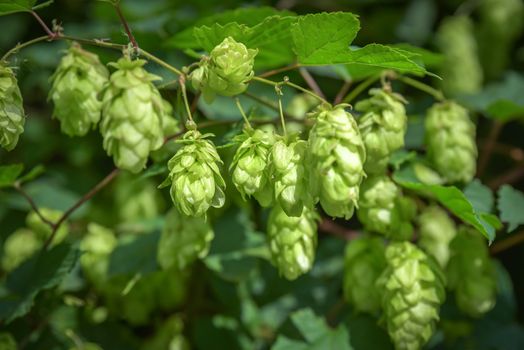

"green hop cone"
[356, 89, 407, 174]
[271, 138, 313, 217]
[447, 226, 497, 317]
[230, 128, 275, 207]
[357, 176, 416, 241]
[1, 228, 41, 272]
[26, 208, 68, 244]
[0, 333, 17, 350]
[80, 223, 117, 288]
[49, 44, 109, 136]
[308, 104, 366, 219]
[418, 205, 457, 268]
[100, 58, 164, 173]
[436, 16, 483, 96]
[267, 205, 319, 280]
[0, 64, 25, 151]
[377, 242, 446, 350]
[425, 101, 477, 183]
[157, 208, 214, 270]
[285, 93, 319, 133]
[343, 236, 386, 313]
[163, 129, 226, 217]
[190, 36, 257, 102]
[141, 315, 190, 350]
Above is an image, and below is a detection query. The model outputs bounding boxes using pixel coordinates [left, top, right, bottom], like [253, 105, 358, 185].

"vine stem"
[113, 2, 138, 51]
[477, 120, 504, 177]
[235, 98, 252, 129]
[395, 75, 445, 101]
[334, 80, 352, 105]
[30, 11, 56, 38]
[13, 182, 55, 227]
[490, 229, 524, 254]
[178, 75, 194, 124]
[298, 67, 326, 100]
[342, 74, 380, 104]
[318, 219, 360, 240]
[1, 36, 49, 62]
[258, 63, 300, 78]
[252, 76, 329, 105]
[277, 94, 287, 136]
[43, 169, 120, 249]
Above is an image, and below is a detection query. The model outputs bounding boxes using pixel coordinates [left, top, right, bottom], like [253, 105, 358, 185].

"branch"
[30, 11, 57, 38]
[488, 161, 524, 190]
[342, 74, 380, 104]
[258, 63, 300, 78]
[334, 80, 352, 105]
[490, 229, 524, 254]
[114, 3, 138, 51]
[13, 182, 55, 227]
[319, 219, 360, 240]
[298, 67, 326, 100]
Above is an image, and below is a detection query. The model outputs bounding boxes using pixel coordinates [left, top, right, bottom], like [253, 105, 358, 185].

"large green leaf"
[108, 231, 160, 277]
[464, 179, 494, 214]
[497, 185, 524, 232]
[394, 165, 501, 241]
[0, 164, 23, 188]
[0, 243, 79, 323]
[0, 0, 52, 15]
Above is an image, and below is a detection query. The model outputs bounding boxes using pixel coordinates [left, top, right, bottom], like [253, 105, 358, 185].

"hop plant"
[357, 176, 416, 241]
[1, 228, 41, 272]
[26, 208, 68, 244]
[163, 129, 226, 217]
[447, 226, 497, 317]
[377, 242, 446, 350]
[436, 16, 483, 96]
[157, 208, 214, 270]
[267, 205, 319, 280]
[285, 93, 319, 133]
[308, 104, 366, 219]
[0, 333, 17, 350]
[343, 236, 386, 313]
[49, 44, 109, 136]
[0, 64, 25, 151]
[80, 223, 117, 288]
[418, 206, 457, 268]
[100, 58, 164, 173]
[230, 128, 275, 207]
[425, 101, 477, 183]
[271, 138, 313, 217]
[190, 37, 257, 102]
[356, 89, 407, 174]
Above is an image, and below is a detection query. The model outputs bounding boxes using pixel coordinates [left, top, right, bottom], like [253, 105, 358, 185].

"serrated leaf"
[108, 232, 160, 277]
[393, 165, 500, 242]
[0, 164, 23, 188]
[464, 179, 494, 213]
[0, 0, 36, 15]
[17, 165, 45, 184]
[497, 185, 524, 232]
[291, 309, 331, 343]
[0, 243, 79, 323]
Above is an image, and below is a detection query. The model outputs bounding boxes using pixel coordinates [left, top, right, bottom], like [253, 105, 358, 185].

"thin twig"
[13, 182, 55, 227]
[319, 219, 360, 240]
[334, 80, 352, 105]
[488, 162, 524, 190]
[298, 67, 326, 100]
[342, 74, 381, 104]
[477, 120, 504, 177]
[30, 11, 56, 38]
[190, 92, 201, 114]
[479, 140, 524, 162]
[490, 229, 524, 254]
[114, 3, 138, 50]
[258, 63, 300, 78]
[252, 76, 329, 105]
[396, 75, 445, 101]
[1, 36, 50, 62]
[43, 169, 120, 249]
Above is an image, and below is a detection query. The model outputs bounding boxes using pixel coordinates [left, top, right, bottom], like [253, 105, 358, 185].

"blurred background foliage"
[0, 0, 524, 349]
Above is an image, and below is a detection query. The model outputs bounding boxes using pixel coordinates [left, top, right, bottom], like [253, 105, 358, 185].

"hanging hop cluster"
[425, 101, 477, 183]
[267, 205, 319, 280]
[271, 138, 313, 217]
[157, 208, 214, 270]
[343, 236, 386, 313]
[377, 242, 446, 350]
[418, 206, 457, 268]
[436, 16, 483, 96]
[357, 176, 416, 241]
[230, 128, 275, 207]
[49, 44, 109, 136]
[191, 36, 257, 102]
[100, 58, 165, 173]
[308, 104, 366, 219]
[356, 89, 407, 174]
[447, 226, 497, 317]
[0, 64, 25, 151]
[80, 223, 117, 288]
[163, 129, 226, 217]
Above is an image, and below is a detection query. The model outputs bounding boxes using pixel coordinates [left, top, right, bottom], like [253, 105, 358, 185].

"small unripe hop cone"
[418, 205, 457, 268]
[0, 64, 25, 151]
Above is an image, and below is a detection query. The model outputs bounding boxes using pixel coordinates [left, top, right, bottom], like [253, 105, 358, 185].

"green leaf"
[0, 243, 79, 323]
[0, 164, 23, 188]
[393, 165, 500, 241]
[464, 179, 494, 213]
[391, 43, 444, 68]
[17, 165, 45, 184]
[0, 0, 51, 15]
[497, 185, 524, 232]
[108, 231, 160, 277]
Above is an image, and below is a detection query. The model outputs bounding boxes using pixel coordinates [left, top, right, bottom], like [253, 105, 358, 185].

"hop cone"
[285, 94, 319, 134]
[0, 64, 25, 151]
[26, 208, 68, 244]
[80, 223, 117, 288]
[271, 138, 313, 217]
[157, 208, 214, 270]
[308, 105, 366, 219]
[1, 228, 41, 272]
[191, 37, 257, 102]
[436, 16, 483, 96]
[141, 315, 190, 350]
[356, 89, 407, 174]
[425, 101, 477, 183]
[447, 226, 497, 317]
[230, 128, 275, 207]
[164, 130, 226, 217]
[343, 236, 386, 313]
[0, 333, 16, 350]
[377, 242, 446, 350]
[418, 206, 456, 268]
[357, 176, 416, 241]
[49, 44, 109, 136]
[267, 205, 319, 280]
[100, 58, 164, 173]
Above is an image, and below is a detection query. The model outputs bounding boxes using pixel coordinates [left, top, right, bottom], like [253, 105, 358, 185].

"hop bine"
[356, 89, 407, 174]
[425, 101, 477, 183]
[100, 58, 165, 173]
[418, 205, 457, 268]
[0, 64, 25, 151]
[308, 104, 366, 219]
[230, 128, 275, 207]
[267, 205, 319, 280]
[49, 44, 109, 136]
[190, 36, 257, 102]
[162, 129, 226, 217]
[377, 242, 446, 350]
